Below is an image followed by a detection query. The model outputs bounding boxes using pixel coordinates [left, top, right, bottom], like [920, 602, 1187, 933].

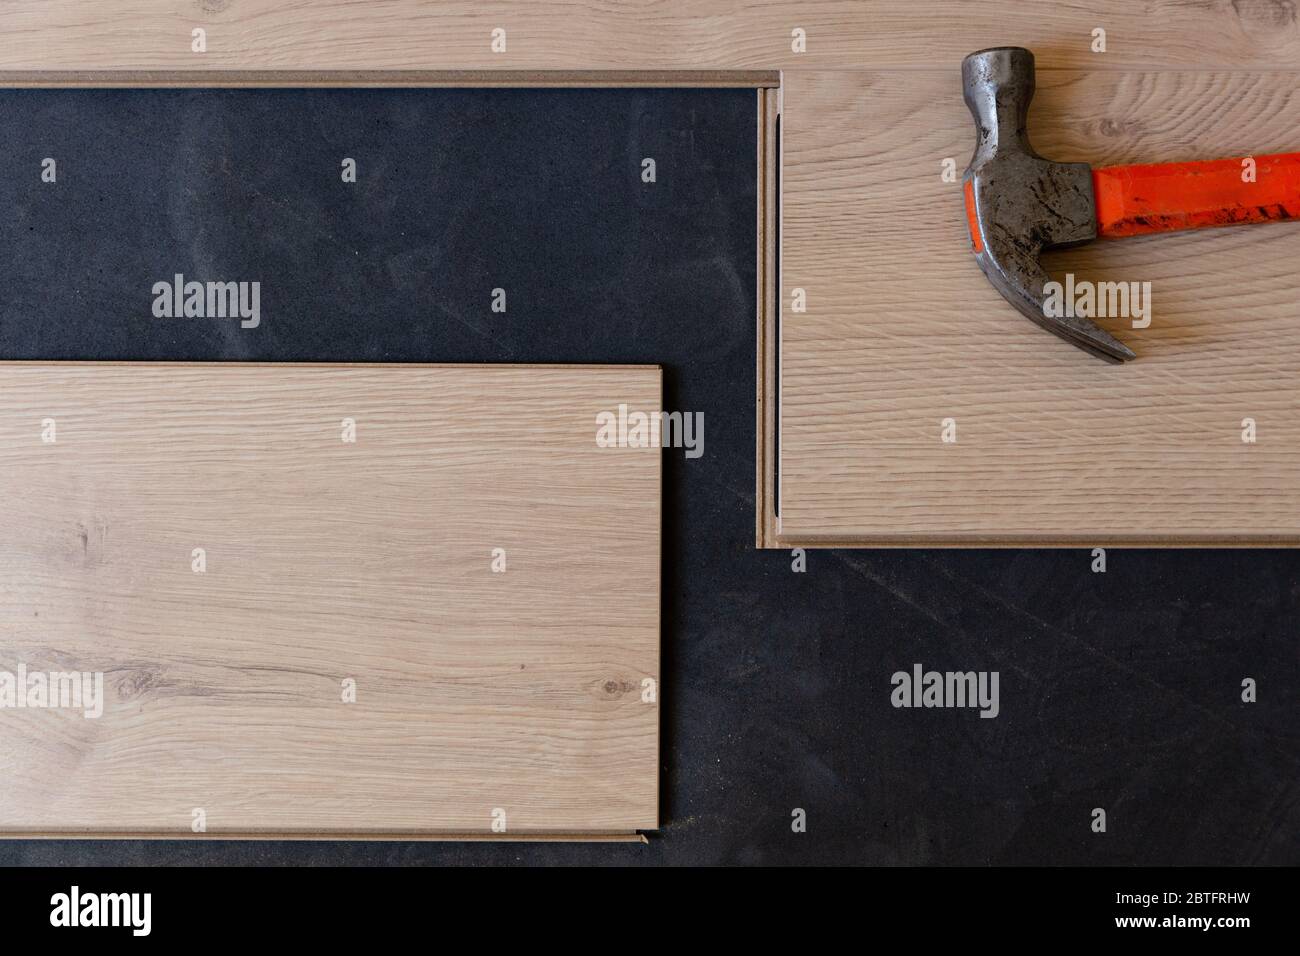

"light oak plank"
[0, 363, 661, 836]
[778, 70, 1300, 544]
[0, 1, 1297, 72]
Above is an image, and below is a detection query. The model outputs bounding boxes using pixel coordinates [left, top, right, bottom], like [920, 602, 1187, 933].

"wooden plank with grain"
[777, 70, 1300, 545]
[0, 1, 1297, 72]
[0, 363, 661, 836]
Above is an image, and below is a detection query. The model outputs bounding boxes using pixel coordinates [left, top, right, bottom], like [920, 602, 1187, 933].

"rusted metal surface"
[960, 47, 1134, 362]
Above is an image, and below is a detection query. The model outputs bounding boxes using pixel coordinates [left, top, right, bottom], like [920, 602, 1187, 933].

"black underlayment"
[1, 88, 1296, 865]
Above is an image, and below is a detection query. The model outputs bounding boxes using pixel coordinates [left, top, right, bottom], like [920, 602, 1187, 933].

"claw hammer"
[961, 46, 1300, 361]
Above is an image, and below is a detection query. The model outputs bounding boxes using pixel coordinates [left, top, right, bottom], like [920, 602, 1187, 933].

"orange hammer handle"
[1093, 151, 1300, 238]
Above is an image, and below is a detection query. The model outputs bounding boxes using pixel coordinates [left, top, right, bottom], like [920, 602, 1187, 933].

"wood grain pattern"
[0, 1, 1298, 71]
[0, 363, 660, 836]
[778, 70, 1300, 545]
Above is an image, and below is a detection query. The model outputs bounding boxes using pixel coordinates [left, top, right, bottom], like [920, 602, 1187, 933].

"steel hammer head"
[962, 47, 1135, 362]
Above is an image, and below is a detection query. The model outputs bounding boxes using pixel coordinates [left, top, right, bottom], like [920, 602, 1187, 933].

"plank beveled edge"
[0, 69, 780, 89]
[0, 832, 651, 843]
[756, 87, 780, 547]
[769, 533, 1300, 550]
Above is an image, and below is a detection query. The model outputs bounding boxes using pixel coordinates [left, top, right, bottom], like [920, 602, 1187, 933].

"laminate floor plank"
[778, 70, 1300, 544]
[1, 1, 1298, 72]
[0, 363, 661, 836]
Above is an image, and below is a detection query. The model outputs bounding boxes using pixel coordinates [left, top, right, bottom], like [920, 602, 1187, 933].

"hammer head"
[962, 47, 1135, 362]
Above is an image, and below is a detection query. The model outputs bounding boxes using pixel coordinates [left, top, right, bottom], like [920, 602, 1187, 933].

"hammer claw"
[972, 241, 1136, 363]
